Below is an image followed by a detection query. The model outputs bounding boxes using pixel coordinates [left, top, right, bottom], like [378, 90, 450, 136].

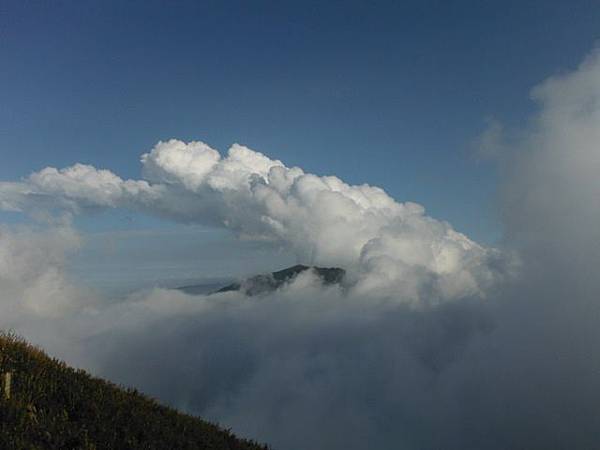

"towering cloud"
[0, 139, 501, 303]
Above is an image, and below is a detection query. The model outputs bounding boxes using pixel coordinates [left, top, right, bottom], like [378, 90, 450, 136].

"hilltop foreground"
[0, 333, 268, 450]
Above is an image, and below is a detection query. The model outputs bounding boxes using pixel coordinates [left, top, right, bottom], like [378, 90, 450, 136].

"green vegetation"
[0, 332, 268, 450]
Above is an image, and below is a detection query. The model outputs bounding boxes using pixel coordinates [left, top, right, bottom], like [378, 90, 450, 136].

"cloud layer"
[2, 49, 600, 450]
[0, 137, 503, 303]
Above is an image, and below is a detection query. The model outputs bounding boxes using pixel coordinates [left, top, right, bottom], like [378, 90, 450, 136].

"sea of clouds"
[1, 50, 600, 449]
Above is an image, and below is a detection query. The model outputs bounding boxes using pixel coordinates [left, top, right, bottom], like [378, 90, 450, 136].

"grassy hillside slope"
[0, 333, 268, 450]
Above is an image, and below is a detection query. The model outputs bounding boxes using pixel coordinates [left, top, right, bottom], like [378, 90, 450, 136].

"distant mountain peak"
[214, 264, 346, 296]
[177, 265, 346, 297]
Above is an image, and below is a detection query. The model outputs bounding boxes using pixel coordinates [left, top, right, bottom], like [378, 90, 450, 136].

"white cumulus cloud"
[0, 139, 503, 303]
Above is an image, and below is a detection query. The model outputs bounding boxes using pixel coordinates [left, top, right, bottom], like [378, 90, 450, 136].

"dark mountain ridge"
[179, 265, 346, 296]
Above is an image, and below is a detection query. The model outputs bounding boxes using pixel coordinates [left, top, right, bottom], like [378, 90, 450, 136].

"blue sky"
[2, 0, 600, 288]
